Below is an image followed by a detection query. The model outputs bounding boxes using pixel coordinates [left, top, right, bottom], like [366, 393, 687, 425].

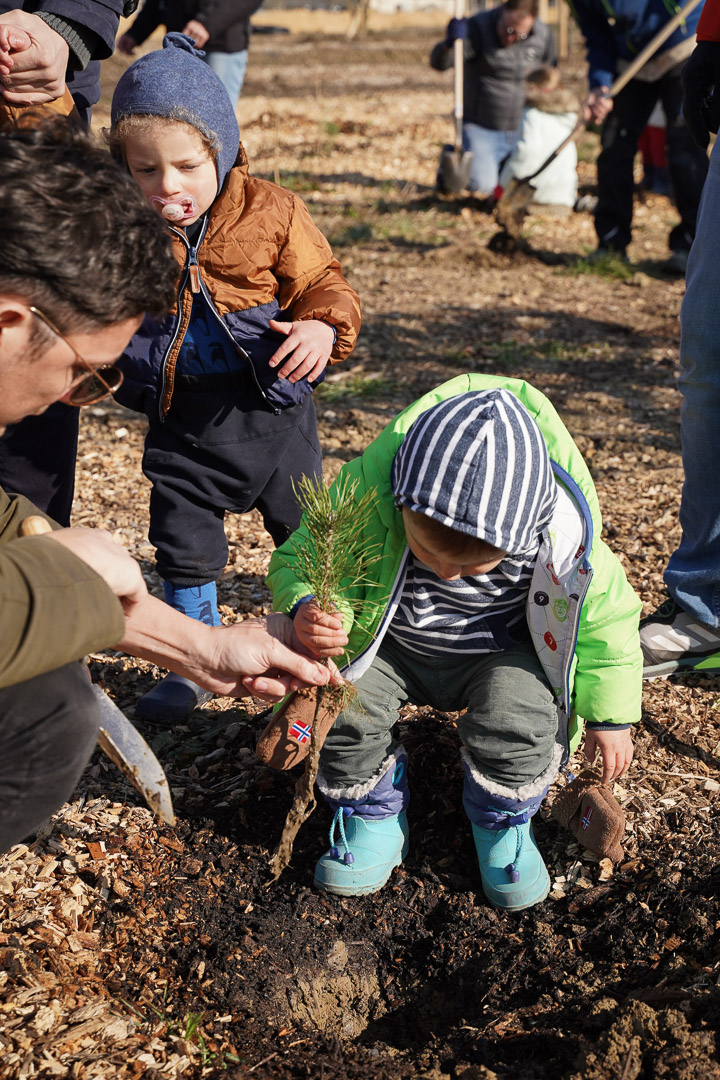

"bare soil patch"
[2, 16, 720, 1080]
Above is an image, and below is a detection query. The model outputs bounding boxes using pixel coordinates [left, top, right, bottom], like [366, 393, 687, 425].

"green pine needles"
[268, 473, 382, 882]
[290, 472, 382, 630]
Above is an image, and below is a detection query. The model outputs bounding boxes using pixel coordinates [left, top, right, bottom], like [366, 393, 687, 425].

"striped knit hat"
[391, 390, 557, 554]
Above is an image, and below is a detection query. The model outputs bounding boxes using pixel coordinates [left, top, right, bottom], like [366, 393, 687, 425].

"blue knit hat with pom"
[111, 33, 240, 191]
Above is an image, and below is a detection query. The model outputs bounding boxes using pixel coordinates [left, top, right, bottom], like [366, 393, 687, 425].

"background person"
[571, 0, 708, 273]
[430, 0, 556, 195]
[496, 64, 579, 211]
[0, 118, 331, 855]
[640, 0, 720, 675]
[117, 0, 263, 107]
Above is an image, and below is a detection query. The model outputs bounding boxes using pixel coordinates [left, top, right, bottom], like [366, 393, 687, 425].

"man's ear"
[0, 300, 35, 359]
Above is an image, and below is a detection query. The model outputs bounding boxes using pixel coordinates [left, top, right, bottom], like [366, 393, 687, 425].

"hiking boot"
[640, 596, 720, 678]
[471, 820, 550, 912]
[314, 809, 409, 896]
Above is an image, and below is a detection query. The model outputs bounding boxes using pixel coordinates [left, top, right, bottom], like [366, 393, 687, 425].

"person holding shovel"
[570, 0, 708, 273]
[0, 118, 333, 854]
[430, 0, 557, 196]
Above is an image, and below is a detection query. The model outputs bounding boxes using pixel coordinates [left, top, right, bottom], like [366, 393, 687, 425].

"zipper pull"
[188, 264, 200, 294]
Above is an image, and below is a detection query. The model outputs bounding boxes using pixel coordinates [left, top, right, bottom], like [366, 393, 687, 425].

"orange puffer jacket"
[117, 145, 361, 421]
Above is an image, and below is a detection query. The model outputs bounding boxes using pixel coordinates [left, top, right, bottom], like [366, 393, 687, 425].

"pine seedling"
[268, 473, 382, 881]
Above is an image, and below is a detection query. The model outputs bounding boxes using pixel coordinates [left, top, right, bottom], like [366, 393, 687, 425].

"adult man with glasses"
[0, 119, 331, 853]
[430, 0, 556, 195]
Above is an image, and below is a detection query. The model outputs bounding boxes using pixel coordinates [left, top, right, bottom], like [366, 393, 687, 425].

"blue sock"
[163, 581, 221, 627]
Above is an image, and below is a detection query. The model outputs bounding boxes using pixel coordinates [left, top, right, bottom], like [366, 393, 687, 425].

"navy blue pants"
[143, 377, 322, 585]
[0, 663, 100, 853]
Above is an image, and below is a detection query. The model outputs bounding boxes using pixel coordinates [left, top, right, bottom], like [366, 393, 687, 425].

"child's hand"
[294, 599, 348, 659]
[583, 726, 634, 784]
[268, 318, 335, 383]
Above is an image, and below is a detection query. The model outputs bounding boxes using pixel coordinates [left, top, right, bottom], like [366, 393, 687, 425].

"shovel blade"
[92, 684, 176, 825]
[438, 144, 473, 193]
[494, 178, 535, 237]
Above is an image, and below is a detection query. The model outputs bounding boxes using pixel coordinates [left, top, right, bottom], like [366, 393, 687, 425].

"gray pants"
[321, 635, 558, 791]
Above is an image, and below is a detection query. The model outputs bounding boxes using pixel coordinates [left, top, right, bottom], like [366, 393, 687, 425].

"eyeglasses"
[29, 306, 124, 406]
[505, 26, 529, 40]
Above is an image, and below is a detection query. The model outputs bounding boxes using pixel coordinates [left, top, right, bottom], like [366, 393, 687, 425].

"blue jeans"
[664, 137, 720, 625]
[462, 123, 519, 194]
[206, 49, 249, 107]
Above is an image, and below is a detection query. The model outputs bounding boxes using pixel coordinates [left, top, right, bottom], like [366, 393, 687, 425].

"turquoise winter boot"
[471, 820, 550, 912]
[462, 747, 558, 912]
[314, 809, 409, 896]
[314, 750, 410, 896]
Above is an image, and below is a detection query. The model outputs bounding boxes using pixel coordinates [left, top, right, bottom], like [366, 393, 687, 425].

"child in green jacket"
[268, 374, 642, 911]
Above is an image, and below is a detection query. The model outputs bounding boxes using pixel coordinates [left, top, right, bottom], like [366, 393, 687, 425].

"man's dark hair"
[504, 0, 539, 17]
[0, 118, 177, 334]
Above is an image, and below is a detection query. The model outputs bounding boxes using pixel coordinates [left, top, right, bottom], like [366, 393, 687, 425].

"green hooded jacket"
[268, 375, 642, 753]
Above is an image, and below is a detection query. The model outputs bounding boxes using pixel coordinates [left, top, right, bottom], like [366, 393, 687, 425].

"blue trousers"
[462, 122, 519, 194]
[206, 49, 249, 108]
[664, 136, 720, 625]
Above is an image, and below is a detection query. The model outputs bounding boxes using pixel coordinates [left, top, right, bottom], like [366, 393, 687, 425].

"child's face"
[124, 121, 218, 227]
[401, 508, 507, 581]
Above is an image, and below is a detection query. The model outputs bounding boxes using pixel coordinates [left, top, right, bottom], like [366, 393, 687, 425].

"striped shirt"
[387, 550, 535, 657]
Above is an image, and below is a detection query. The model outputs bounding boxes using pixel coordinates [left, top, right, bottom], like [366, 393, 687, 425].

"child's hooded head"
[392, 389, 557, 559]
[109, 33, 240, 225]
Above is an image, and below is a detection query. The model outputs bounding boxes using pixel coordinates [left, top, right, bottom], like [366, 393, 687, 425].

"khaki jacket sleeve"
[0, 491, 125, 689]
[274, 195, 362, 363]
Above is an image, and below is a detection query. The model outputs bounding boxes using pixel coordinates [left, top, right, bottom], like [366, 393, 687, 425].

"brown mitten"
[551, 769, 625, 862]
[255, 686, 340, 770]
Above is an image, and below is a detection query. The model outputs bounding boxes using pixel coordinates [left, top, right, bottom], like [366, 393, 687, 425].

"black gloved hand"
[446, 16, 468, 45]
[683, 40, 720, 150]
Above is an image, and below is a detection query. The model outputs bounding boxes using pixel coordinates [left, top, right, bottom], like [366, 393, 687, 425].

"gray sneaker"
[640, 597, 720, 678]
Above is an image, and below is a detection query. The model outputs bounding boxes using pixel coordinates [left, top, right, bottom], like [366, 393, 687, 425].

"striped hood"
[391, 389, 557, 555]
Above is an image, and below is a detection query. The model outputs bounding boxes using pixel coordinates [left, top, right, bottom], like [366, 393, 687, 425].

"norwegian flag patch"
[581, 806, 593, 831]
[289, 721, 312, 744]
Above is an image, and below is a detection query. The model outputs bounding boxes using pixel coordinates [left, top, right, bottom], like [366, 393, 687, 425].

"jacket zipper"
[162, 220, 281, 418]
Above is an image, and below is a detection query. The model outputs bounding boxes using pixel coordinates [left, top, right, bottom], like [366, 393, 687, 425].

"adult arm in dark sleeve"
[565, 0, 617, 88]
[195, 0, 262, 40]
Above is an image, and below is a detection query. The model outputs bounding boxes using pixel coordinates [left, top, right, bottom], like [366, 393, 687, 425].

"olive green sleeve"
[0, 491, 125, 688]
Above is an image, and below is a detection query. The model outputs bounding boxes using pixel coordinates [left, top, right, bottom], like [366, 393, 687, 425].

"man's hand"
[445, 16, 468, 44]
[293, 599, 348, 659]
[182, 19, 210, 47]
[213, 613, 338, 700]
[267, 318, 335, 383]
[0, 11, 69, 104]
[683, 40, 720, 150]
[116, 33, 139, 56]
[583, 86, 613, 125]
[43, 527, 148, 610]
[583, 726, 634, 784]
